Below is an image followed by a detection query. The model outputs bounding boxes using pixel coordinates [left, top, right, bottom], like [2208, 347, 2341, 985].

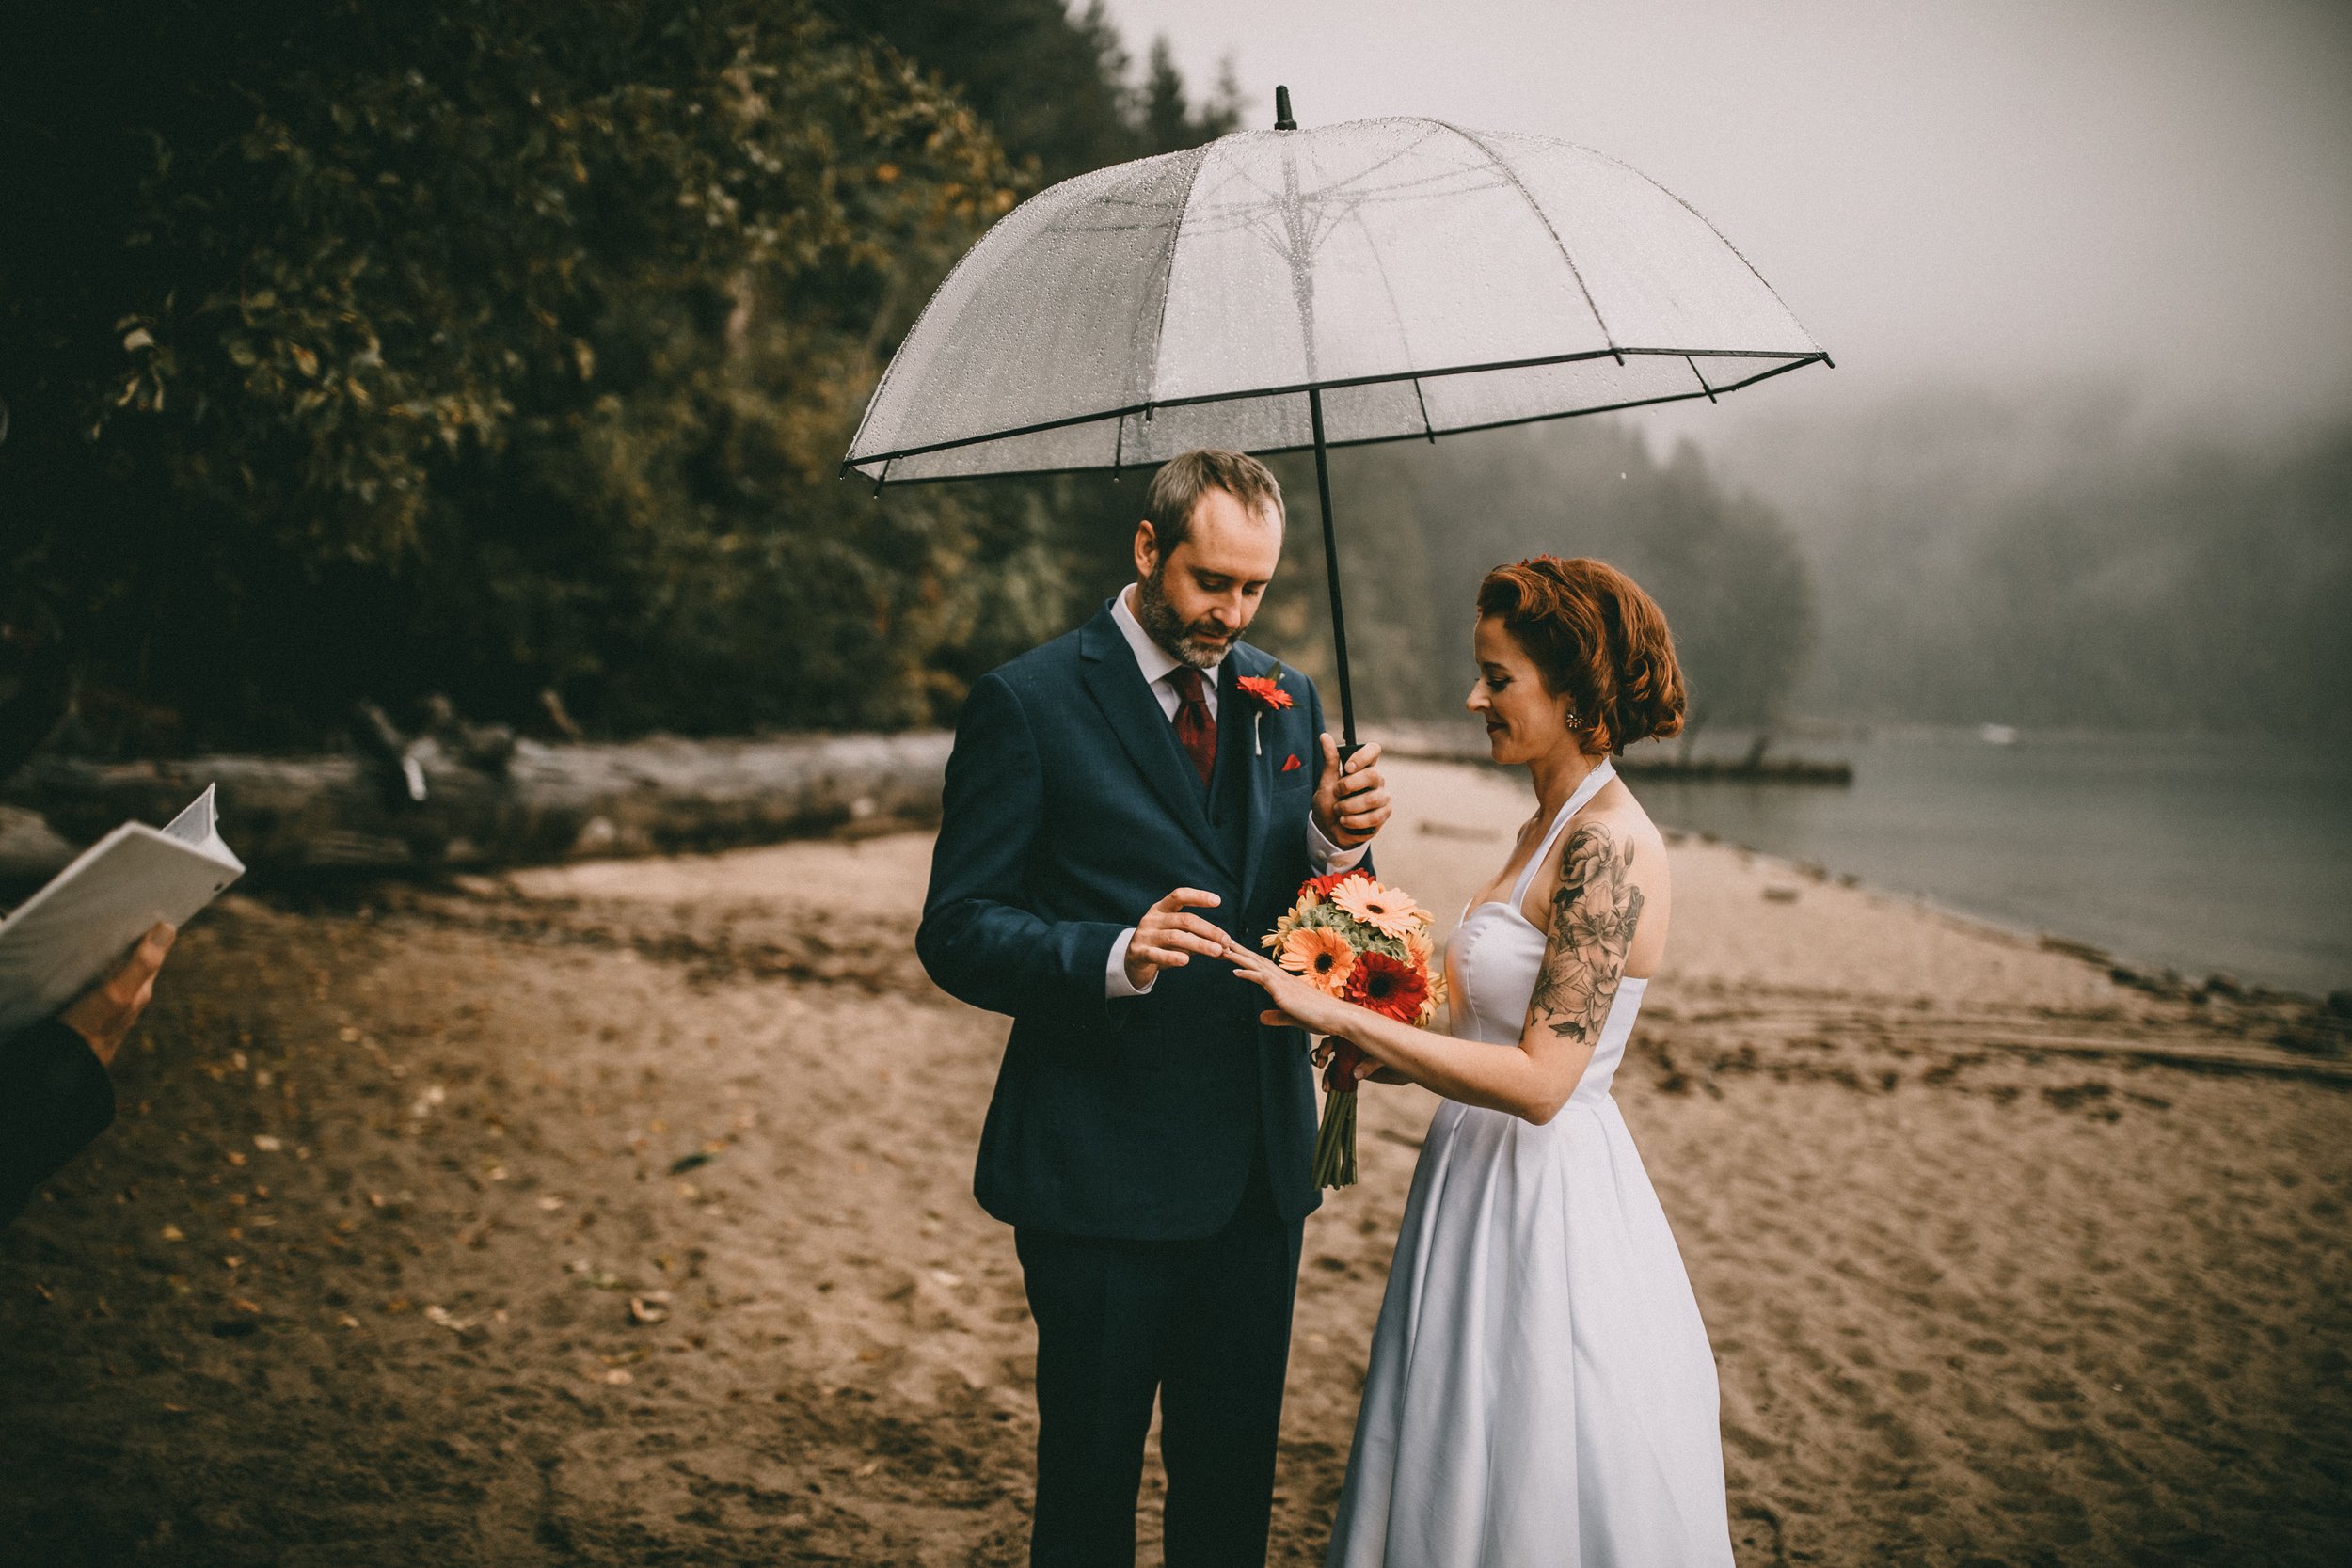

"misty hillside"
[1706, 391, 2352, 739]
[1229, 422, 1814, 734]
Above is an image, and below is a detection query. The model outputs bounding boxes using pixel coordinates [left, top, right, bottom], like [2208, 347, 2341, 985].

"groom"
[918, 450, 1390, 1567]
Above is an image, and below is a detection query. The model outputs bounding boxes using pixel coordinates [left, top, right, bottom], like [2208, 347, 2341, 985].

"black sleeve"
[1, 1019, 117, 1226]
[915, 672, 1126, 1027]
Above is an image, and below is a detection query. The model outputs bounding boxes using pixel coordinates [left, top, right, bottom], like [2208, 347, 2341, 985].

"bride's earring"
[1564, 710, 1581, 729]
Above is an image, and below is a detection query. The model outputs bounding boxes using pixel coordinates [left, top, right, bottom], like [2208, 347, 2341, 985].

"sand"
[3, 756, 2347, 1566]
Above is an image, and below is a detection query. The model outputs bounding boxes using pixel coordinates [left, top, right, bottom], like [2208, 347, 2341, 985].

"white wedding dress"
[1325, 760, 1736, 1566]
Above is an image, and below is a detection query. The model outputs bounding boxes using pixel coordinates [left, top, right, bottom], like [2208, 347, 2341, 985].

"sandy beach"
[4, 755, 2348, 1566]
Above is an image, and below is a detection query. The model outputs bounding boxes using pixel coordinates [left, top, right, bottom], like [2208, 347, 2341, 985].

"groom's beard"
[1136, 564, 1242, 670]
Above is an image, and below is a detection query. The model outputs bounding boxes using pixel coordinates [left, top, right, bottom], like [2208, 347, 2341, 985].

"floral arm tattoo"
[1526, 824, 1644, 1044]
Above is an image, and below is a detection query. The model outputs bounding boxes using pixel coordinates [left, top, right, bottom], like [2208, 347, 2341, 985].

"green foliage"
[0, 0, 1804, 753]
[0, 0, 1089, 744]
[826, 1, 1242, 180]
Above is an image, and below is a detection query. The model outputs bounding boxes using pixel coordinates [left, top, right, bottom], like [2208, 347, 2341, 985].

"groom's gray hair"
[1145, 450, 1285, 548]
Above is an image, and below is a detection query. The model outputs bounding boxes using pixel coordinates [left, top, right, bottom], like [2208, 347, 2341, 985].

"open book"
[0, 784, 246, 1038]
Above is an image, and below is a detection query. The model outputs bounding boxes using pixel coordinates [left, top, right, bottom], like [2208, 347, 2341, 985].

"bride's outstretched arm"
[1224, 821, 1647, 1125]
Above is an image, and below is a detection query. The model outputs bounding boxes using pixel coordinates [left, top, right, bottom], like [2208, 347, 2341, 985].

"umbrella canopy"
[845, 95, 1826, 749]
[845, 111, 1825, 484]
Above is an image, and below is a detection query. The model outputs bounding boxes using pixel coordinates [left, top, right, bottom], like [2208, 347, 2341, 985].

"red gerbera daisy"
[1306, 868, 1372, 901]
[1235, 673, 1294, 710]
[1343, 950, 1431, 1023]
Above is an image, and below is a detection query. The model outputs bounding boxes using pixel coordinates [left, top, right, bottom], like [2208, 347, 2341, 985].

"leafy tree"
[0, 0, 1057, 749]
[825, 0, 1241, 178]
[0, 0, 1251, 756]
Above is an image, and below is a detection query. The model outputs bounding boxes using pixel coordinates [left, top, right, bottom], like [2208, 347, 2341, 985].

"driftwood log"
[0, 715, 1855, 883]
[0, 732, 952, 879]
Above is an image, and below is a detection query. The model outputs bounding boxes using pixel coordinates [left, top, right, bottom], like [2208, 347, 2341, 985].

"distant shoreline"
[1388, 745, 2349, 1010]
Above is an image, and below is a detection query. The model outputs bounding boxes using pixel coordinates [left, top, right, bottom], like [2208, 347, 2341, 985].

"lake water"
[1630, 727, 2352, 999]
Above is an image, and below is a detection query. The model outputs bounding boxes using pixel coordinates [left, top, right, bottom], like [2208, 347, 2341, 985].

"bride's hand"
[1222, 938, 1344, 1037]
[1308, 1037, 1405, 1085]
[1224, 941, 1408, 1085]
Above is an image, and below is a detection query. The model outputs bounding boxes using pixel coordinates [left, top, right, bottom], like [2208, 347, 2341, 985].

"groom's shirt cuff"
[1105, 928, 1156, 997]
[1308, 815, 1369, 873]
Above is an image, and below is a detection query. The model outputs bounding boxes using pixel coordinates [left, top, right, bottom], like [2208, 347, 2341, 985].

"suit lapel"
[1225, 646, 1279, 911]
[1078, 610, 1231, 872]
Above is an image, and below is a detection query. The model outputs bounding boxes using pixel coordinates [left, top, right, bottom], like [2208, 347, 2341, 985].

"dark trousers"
[1013, 1149, 1306, 1568]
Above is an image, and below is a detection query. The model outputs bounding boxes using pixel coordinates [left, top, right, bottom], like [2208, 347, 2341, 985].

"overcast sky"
[1096, 0, 2352, 451]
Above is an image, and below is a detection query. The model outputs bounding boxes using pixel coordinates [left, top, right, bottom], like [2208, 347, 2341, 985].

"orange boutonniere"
[1236, 669, 1295, 754]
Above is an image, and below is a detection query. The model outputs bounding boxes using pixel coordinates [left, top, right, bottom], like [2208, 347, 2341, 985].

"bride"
[1225, 555, 1736, 1566]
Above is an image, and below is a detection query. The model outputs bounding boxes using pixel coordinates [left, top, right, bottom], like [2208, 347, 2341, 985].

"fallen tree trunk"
[0, 732, 952, 879]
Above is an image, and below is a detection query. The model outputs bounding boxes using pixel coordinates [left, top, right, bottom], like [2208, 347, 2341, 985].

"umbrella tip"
[1274, 85, 1296, 131]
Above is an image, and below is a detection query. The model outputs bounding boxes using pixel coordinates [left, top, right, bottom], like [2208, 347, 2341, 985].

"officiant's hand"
[59, 922, 176, 1069]
[1123, 889, 1228, 990]
[1313, 735, 1391, 848]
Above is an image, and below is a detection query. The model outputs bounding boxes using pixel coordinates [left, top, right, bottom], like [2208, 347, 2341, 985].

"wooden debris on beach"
[0, 727, 952, 879]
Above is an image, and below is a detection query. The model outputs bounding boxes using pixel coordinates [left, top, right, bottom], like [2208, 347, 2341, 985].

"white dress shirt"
[1104, 584, 1367, 997]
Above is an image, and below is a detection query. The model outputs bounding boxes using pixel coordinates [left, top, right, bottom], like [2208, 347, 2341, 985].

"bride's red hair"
[1475, 556, 1687, 756]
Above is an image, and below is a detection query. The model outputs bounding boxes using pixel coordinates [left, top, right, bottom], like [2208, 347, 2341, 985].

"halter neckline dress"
[1323, 758, 1736, 1567]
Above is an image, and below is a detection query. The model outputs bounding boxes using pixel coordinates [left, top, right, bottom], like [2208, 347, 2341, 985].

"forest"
[0, 0, 1815, 764]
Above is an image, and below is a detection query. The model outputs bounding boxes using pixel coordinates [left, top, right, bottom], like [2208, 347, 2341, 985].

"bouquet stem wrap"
[1312, 1042, 1367, 1188]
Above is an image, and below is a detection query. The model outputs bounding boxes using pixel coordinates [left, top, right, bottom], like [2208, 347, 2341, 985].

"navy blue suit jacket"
[917, 603, 1336, 1240]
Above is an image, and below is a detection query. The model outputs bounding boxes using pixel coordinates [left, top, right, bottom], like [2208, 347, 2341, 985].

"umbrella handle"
[1308, 388, 1360, 758]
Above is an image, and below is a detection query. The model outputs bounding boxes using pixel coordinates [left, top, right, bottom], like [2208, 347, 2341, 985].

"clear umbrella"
[846, 88, 1829, 747]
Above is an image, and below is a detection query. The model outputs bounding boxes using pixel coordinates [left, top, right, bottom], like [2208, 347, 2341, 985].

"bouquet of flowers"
[1263, 869, 1444, 1187]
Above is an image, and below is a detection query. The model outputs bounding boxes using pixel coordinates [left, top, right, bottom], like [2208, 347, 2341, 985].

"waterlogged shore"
[2, 758, 2347, 1565]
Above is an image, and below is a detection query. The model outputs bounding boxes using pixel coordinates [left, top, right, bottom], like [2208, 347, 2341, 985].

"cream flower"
[1332, 878, 1433, 940]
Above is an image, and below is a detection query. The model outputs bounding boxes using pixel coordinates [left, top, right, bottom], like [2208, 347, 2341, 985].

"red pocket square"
[1281, 753, 1303, 772]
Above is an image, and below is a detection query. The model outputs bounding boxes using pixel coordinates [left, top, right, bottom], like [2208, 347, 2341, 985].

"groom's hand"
[1313, 735, 1391, 848]
[1124, 888, 1227, 990]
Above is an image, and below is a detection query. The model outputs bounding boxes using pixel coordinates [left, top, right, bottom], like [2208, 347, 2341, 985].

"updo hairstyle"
[1474, 556, 1687, 755]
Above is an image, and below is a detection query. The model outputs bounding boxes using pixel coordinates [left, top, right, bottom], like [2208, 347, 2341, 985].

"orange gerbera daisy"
[1343, 950, 1430, 1023]
[1404, 930, 1445, 1023]
[1279, 926, 1358, 993]
[1332, 877, 1432, 940]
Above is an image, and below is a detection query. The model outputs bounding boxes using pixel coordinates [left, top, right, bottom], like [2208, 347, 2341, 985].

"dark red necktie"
[1169, 667, 1216, 788]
